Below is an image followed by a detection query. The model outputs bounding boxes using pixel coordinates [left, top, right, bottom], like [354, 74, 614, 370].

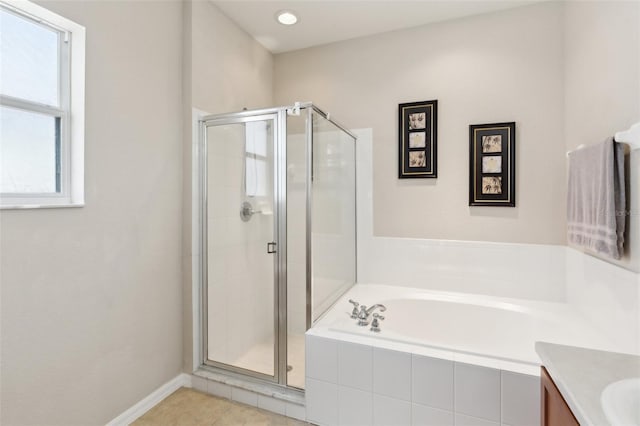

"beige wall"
[2, 1, 637, 423]
[0, 1, 184, 425]
[564, 1, 639, 152]
[181, 0, 274, 372]
[191, 0, 273, 114]
[275, 2, 567, 244]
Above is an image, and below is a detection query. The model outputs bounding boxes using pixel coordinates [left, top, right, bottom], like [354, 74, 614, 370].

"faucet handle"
[371, 313, 385, 332]
[357, 305, 370, 325]
[348, 299, 359, 319]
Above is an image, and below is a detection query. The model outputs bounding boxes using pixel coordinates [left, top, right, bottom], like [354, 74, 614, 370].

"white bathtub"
[311, 283, 626, 373]
[304, 284, 630, 426]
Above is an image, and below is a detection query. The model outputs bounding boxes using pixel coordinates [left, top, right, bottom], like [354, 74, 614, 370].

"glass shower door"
[309, 109, 357, 323]
[285, 107, 357, 389]
[203, 114, 278, 380]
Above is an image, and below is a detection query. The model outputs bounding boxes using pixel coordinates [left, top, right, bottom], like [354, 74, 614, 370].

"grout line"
[409, 353, 413, 425]
[499, 370, 503, 425]
[453, 362, 457, 425]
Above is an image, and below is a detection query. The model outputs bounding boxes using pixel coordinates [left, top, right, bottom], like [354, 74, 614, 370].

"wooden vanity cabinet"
[540, 367, 580, 426]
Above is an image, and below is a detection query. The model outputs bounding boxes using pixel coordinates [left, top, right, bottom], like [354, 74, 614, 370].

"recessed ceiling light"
[276, 10, 298, 26]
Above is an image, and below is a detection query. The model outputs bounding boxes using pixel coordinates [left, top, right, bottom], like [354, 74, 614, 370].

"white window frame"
[244, 121, 270, 200]
[0, 0, 85, 209]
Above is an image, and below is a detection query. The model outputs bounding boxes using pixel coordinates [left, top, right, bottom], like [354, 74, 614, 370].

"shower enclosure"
[197, 102, 356, 391]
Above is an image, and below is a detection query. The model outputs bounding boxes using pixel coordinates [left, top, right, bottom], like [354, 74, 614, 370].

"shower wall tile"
[286, 260, 307, 335]
[286, 135, 308, 338]
[207, 134, 275, 367]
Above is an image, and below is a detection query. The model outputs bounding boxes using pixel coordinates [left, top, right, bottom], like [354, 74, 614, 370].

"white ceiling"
[212, 1, 541, 54]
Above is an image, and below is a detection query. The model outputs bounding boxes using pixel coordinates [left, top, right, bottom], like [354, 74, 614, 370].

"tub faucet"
[356, 304, 386, 326]
[348, 299, 360, 319]
[370, 313, 385, 333]
[366, 304, 386, 315]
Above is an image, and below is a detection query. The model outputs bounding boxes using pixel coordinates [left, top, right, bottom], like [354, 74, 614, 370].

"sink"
[601, 377, 640, 426]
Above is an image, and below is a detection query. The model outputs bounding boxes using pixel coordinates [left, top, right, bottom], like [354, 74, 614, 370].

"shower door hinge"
[287, 102, 301, 116]
[267, 242, 277, 254]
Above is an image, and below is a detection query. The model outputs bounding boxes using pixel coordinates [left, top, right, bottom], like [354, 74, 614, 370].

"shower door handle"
[267, 242, 277, 254]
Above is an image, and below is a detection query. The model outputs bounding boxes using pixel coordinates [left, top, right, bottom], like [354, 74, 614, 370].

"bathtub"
[304, 284, 627, 426]
[313, 283, 623, 372]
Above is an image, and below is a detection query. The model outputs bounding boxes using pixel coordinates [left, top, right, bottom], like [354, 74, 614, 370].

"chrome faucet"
[348, 299, 360, 319]
[366, 304, 386, 315]
[356, 304, 386, 326]
[370, 313, 385, 332]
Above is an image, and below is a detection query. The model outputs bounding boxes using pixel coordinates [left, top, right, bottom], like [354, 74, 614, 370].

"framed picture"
[469, 122, 516, 206]
[398, 100, 437, 178]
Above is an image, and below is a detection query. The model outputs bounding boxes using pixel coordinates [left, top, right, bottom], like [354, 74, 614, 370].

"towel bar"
[614, 122, 640, 149]
[566, 122, 640, 157]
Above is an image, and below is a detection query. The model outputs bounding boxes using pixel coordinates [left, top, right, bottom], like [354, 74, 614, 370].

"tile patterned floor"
[132, 388, 309, 426]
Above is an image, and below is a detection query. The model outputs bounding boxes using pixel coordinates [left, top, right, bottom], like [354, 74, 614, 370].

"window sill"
[0, 202, 84, 210]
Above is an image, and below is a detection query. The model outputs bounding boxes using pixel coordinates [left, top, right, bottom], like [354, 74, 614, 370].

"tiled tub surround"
[304, 282, 637, 426]
[305, 335, 539, 426]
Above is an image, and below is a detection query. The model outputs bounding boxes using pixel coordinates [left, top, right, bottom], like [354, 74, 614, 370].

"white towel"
[567, 137, 626, 260]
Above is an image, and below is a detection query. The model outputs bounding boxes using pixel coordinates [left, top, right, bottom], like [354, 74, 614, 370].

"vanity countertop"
[535, 342, 640, 426]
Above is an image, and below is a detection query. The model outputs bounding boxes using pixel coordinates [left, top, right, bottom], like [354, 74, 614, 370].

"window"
[244, 121, 270, 198]
[0, 0, 85, 208]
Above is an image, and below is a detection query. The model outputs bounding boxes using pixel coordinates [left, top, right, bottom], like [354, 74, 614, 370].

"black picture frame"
[398, 100, 437, 179]
[469, 122, 516, 207]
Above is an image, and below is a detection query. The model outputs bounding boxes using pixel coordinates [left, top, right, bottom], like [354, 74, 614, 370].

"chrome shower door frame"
[304, 106, 358, 329]
[199, 110, 288, 385]
[196, 102, 357, 392]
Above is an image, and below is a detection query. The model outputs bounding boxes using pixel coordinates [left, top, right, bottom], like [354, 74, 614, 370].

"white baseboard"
[106, 373, 193, 426]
